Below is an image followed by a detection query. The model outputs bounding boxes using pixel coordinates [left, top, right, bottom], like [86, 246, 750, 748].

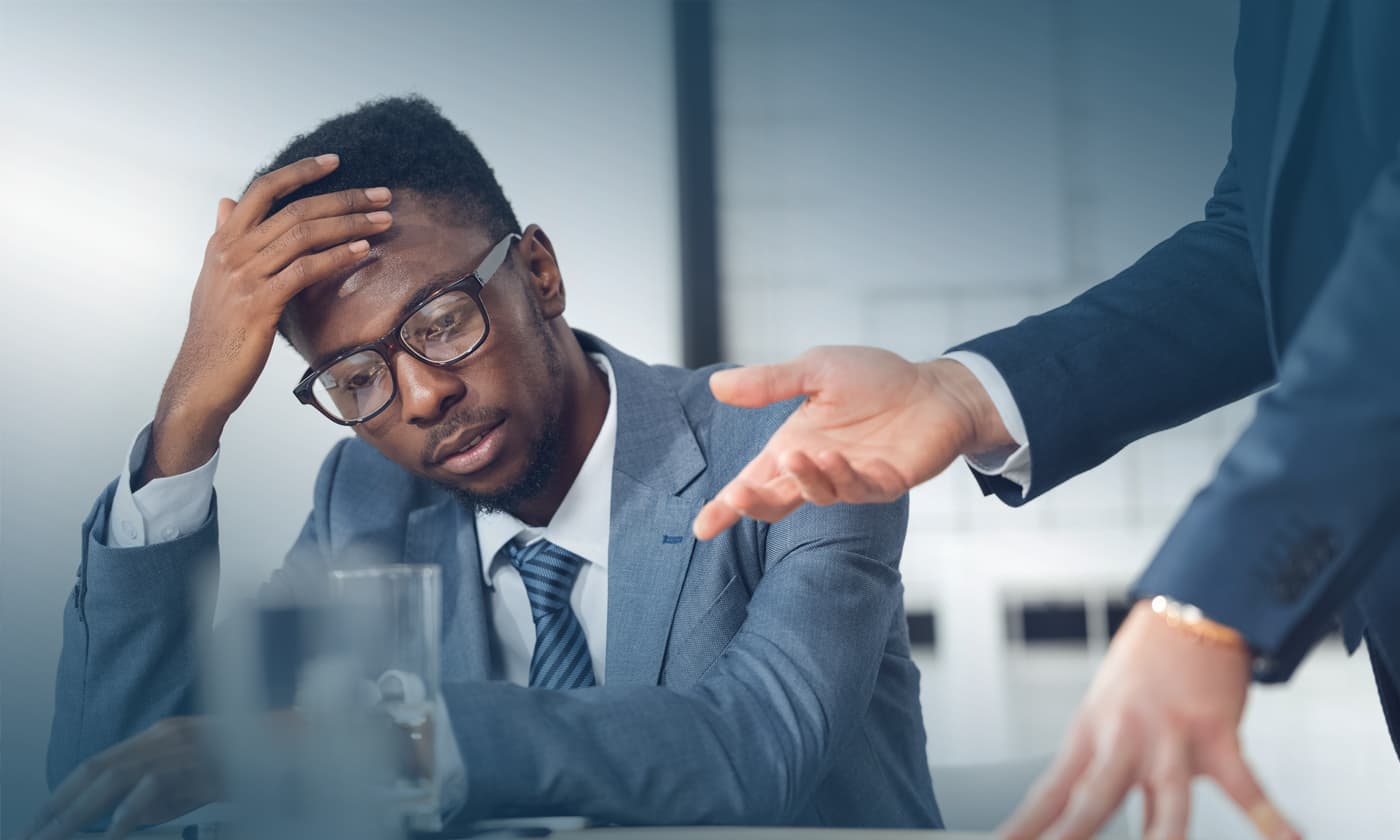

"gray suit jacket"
[49, 332, 941, 828]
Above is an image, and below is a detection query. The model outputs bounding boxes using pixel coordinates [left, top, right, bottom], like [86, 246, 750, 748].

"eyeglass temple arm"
[477, 233, 522, 285]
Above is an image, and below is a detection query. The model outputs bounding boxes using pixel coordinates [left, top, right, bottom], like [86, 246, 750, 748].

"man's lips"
[431, 419, 507, 475]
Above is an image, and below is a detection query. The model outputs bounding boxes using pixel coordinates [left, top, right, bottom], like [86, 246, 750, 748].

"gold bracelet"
[1148, 595, 1246, 648]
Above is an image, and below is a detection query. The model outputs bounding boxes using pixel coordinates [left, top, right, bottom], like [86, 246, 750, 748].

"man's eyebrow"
[315, 270, 468, 366]
[393, 271, 463, 321]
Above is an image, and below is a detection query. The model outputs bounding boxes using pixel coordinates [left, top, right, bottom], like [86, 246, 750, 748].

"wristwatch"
[1148, 594, 1246, 648]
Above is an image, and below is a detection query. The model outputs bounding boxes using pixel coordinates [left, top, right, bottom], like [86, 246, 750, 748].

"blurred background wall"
[3, 2, 1398, 837]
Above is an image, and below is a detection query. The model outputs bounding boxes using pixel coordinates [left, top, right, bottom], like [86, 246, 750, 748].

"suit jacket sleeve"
[46, 441, 347, 789]
[441, 495, 913, 826]
[953, 152, 1276, 504]
[1135, 147, 1400, 681]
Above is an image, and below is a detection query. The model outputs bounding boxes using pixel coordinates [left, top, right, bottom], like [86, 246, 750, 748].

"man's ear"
[520, 223, 565, 319]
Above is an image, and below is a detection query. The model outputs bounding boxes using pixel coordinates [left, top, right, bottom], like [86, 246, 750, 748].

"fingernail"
[349, 240, 369, 254]
[366, 211, 392, 224]
[316, 153, 339, 166]
[1248, 804, 1295, 840]
[365, 187, 391, 202]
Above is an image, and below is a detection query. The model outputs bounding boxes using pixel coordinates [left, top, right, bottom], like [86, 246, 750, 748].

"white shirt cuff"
[939, 351, 1032, 495]
[107, 423, 219, 548]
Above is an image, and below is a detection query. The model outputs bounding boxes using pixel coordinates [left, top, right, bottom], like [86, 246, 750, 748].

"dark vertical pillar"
[673, 0, 723, 368]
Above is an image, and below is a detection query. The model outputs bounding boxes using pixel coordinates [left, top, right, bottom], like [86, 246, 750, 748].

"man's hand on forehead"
[137, 155, 394, 489]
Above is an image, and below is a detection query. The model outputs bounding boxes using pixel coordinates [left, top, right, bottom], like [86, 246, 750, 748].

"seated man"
[38, 96, 940, 834]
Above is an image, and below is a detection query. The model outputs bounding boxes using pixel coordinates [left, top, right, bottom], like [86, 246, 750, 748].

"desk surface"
[129, 828, 996, 839]
[560, 830, 991, 839]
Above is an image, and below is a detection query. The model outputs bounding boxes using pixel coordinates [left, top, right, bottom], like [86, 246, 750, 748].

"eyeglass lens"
[311, 292, 486, 422]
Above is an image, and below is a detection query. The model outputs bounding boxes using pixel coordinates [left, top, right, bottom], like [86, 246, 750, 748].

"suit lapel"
[403, 496, 495, 682]
[1261, 0, 1334, 291]
[606, 475, 703, 685]
[583, 333, 707, 686]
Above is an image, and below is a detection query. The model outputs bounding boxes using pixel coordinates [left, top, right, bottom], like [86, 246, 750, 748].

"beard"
[448, 406, 564, 516]
[445, 303, 568, 517]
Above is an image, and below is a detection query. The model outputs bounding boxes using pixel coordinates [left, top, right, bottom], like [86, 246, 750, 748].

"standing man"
[695, 2, 1400, 838]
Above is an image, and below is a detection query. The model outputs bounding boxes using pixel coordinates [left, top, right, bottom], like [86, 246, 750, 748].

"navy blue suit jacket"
[960, 0, 1400, 734]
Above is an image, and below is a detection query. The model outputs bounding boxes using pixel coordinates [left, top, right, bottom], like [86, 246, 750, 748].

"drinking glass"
[328, 565, 443, 822]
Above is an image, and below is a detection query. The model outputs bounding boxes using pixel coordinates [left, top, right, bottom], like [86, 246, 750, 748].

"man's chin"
[441, 467, 539, 516]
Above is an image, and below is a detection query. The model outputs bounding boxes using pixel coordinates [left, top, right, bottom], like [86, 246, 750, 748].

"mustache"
[421, 406, 509, 465]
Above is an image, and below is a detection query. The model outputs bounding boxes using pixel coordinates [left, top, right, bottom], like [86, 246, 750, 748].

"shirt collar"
[475, 353, 617, 586]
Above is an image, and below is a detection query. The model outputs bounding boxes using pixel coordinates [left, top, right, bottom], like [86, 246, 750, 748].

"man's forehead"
[308, 218, 465, 304]
[292, 213, 491, 353]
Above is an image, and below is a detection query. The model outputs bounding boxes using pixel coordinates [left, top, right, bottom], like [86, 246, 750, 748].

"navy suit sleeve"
[1136, 148, 1400, 681]
[440, 497, 921, 826]
[46, 442, 347, 789]
[955, 153, 1275, 504]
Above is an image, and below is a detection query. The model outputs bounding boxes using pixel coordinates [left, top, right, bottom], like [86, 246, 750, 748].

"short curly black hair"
[252, 94, 520, 239]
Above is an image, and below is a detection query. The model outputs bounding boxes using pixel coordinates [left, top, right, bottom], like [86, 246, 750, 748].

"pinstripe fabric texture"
[505, 539, 597, 690]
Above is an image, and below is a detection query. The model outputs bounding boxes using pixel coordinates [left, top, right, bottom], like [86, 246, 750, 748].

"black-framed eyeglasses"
[293, 233, 521, 426]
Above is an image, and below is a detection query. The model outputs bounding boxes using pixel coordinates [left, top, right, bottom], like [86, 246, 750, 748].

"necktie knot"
[505, 539, 588, 620]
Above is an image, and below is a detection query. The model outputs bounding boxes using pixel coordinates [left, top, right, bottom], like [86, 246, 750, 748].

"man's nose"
[395, 354, 465, 426]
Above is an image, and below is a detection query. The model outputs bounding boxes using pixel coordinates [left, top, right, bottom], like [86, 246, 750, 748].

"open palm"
[693, 346, 990, 540]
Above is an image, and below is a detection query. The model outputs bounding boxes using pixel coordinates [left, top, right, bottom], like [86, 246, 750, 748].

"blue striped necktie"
[504, 539, 598, 690]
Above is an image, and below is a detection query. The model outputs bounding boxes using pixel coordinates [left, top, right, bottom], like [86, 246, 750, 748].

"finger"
[1140, 786, 1156, 840]
[1205, 741, 1300, 840]
[215, 198, 236, 231]
[723, 473, 805, 523]
[1144, 780, 1190, 840]
[267, 238, 371, 302]
[247, 211, 392, 277]
[815, 450, 908, 504]
[709, 359, 813, 408]
[238, 186, 393, 255]
[104, 774, 161, 840]
[1042, 741, 1139, 840]
[693, 498, 743, 541]
[1143, 740, 1191, 840]
[1000, 729, 1094, 840]
[779, 450, 839, 505]
[227, 153, 339, 232]
[22, 756, 107, 839]
[693, 451, 784, 540]
[31, 765, 132, 840]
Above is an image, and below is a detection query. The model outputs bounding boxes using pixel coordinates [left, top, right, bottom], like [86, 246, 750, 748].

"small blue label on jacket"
[662, 535, 684, 544]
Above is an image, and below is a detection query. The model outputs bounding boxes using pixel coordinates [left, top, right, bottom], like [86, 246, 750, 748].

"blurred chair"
[929, 755, 1133, 839]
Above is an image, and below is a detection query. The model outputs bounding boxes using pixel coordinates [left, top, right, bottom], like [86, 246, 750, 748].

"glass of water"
[328, 565, 443, 823]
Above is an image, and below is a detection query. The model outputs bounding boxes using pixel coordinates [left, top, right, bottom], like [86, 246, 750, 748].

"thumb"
[215, 197, 236, 230]
[709, 358, 812, 408]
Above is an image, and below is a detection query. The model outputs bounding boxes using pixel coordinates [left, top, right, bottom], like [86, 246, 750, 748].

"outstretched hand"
[692, 347, 1011, 540]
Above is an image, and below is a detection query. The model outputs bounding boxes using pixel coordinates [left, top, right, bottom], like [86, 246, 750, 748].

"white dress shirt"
[940, 350, 1033, 494]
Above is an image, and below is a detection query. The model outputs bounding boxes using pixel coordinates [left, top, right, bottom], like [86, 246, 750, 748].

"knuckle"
[73, 758, 102, 785]
[340, 190, 357, 211]
[94, 765, 124, 790]
[288, 222, 310, 244]
[281, 200, 307, 221]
